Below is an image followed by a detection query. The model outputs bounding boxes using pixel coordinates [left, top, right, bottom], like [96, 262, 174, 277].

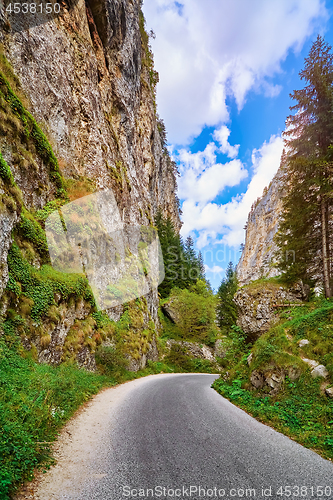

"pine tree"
[216, 262, 238, 333]
[277, 35, 333, 296]
[183, 236, 201, 284]
[197, 251, 206, 281]
[155, 212, 210, 297]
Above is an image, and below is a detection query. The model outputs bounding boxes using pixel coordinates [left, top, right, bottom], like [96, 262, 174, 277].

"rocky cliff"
[0, 0, 180, 370]
[234, 279, 310, 341]
[237, 166, 285, 285]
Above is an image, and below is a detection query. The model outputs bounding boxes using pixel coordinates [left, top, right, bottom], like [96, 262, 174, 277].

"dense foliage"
[162, 282, 218, 345]
[0, 338, 108, 499]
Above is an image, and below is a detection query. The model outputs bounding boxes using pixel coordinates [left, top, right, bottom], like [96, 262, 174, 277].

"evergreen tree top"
[285, 35, 333, 157]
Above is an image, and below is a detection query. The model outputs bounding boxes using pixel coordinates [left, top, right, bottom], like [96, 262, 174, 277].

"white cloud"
[180, 135, 284, 247]
[143, 0, 327, 144]
[213, 126, 240, 159]
[177, 141, 247, 204]
[205, 264, 224, 274]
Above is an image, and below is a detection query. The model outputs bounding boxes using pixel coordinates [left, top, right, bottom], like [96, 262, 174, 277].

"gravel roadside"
[13, 374, 182, 499]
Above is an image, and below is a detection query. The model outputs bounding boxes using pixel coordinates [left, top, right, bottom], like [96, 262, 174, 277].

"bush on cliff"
[160, 282, 218, 346]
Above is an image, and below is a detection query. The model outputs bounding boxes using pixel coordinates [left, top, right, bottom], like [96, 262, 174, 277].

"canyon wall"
[237, 167, 286, 286]
[0, 0, 180, 369]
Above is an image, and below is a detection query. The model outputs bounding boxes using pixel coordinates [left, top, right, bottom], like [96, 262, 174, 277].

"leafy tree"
[277, 35, 333, 296]
[165, 286, 218, 345]
[216, 262, 238, 333]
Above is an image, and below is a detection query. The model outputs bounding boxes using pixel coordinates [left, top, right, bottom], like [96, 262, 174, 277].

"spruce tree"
[197, 251, 206, 281]
[184, 236, 201, 283]
[217, 262, 238, 333]
[155, 212, 210, 297]
[277, 35, 333, 296]
[155, 211, 183, 297]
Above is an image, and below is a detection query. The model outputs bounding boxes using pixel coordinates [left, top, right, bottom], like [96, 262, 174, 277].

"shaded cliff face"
[237, 167, 285, 286]
[1, 0, 180, 227]
[0, 0, 180, 369]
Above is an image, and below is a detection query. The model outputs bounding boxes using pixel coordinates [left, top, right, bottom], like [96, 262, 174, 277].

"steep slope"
[0, 0, 180, 370]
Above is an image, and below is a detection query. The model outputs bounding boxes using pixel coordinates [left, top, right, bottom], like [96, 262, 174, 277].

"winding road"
[29, 373, 333, 500]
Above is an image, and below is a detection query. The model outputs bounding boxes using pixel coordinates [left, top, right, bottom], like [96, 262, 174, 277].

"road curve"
[29, 373, 333, 500]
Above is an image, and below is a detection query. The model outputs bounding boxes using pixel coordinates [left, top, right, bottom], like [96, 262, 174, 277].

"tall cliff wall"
[237, 166, 285, 286]
[0, 0, 180, 370]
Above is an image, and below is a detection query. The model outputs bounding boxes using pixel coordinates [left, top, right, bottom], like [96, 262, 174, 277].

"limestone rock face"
[237, 168, 285, 286]
[0, 0, 180, 230]
[0, 0, 181, 370]
[37, 299, 94, 368]
[0, 206, 18, 298]
[250, 366, 300, 393]
[234, 281, 308, 340]
[311, 364, 328, 378]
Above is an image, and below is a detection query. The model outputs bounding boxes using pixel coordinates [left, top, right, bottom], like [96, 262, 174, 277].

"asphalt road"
[33, 373, 333, 500]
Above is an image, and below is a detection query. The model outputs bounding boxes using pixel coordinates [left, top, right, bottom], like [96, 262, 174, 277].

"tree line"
[276, 35, 333, 297]
[155, 210, 207, 298]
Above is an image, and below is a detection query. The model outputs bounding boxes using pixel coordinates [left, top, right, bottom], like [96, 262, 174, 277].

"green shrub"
[162, 287, 218, 346]
[6, 243, 95, 320]
[0, 151, 14, 185]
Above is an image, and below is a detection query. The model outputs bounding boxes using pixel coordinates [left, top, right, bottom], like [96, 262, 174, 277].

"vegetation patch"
[6, 243, 94, 321]
[213, 375, 333, 460]
[160, 285, 218, 346]
[164, 343, 218, 374]
[213, 297, 333, 460]
[0, 339, 108, 499]
[0, 67, 67, 198]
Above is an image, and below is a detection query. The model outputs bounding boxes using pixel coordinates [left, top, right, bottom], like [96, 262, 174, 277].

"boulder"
[288, 281, 310, 301]
[302, 358, 319, 369]
[234, 281, 308, 341]
[325, 387, 333, 398]
[250, 370, 264, 389]
[161, 299, 181, 324]
[311, 365, 328, 378]
[247, 352, 254, 366]
[298, 339, 310, 348]
[265, 371, 285, 389]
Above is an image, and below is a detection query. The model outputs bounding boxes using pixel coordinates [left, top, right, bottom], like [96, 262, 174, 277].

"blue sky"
[143, 0, 333, 290]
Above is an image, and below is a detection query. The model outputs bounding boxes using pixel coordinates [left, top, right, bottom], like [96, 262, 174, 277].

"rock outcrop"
[234, 280, 309, 340]
[161, 299, 181, 324]
[0, 0, 181, 370]
[249, 365, 301, 394]
[237, 167, 285, 286]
